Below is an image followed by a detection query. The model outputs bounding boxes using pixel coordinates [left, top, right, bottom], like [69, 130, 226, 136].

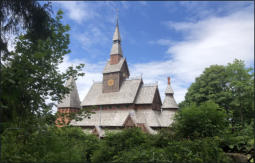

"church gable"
[123, 114, 136, 127]
[120, 59, 130, 78]
[152, 88, 162, 110]
[135, 85, 159, 105]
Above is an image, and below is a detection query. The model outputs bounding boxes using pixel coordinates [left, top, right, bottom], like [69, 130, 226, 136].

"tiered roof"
[162, 77, 179, 109]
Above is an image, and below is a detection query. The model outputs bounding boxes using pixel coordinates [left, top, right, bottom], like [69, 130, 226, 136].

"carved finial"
[168, 77, 170, 85]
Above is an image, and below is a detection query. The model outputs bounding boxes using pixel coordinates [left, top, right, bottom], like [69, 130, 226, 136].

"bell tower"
[102, 14, 130, 93]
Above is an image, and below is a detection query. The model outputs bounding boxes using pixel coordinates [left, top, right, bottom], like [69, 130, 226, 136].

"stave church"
[57, 19, 179, 137]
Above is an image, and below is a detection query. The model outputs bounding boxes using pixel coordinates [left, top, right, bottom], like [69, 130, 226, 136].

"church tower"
[162, 77, 179, 109]
[56, 76, 81, 126]
[102, 17, 130, 93]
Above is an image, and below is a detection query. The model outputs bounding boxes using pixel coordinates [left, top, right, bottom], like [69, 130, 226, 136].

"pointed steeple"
[110, 16, 123, 56]
[112, 19, 121, 42]
[162, 77, 178, 109]
[58, 76, 81, 108]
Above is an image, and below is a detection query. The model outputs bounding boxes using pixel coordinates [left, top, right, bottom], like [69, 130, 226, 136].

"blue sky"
[49, 1, 254, 103]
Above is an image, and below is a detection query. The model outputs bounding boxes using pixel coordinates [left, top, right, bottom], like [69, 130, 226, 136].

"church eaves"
[58, 76, 81, 108]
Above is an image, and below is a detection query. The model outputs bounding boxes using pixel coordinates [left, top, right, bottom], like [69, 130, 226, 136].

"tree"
[182, 60, 254, 126]
[91, 128, 230, 163]
[0, 10, 84, 132]
[1, 126, 99, 162]
[0, 0, 53, 56]
[173, 101, 228, 139]
[225, 60, 254, 126]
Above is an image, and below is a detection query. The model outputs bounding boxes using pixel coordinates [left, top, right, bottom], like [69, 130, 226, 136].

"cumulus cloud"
[57, 1, 97, 23]
[133, 6, 254, 103]
[75, 25, 110, 52]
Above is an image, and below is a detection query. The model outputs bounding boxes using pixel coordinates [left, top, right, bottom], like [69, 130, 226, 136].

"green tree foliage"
[1, 126, 99, 162]
[173, 101, 228, 139]
[91, 128, 230, 163]
[0, 10, 84, 132]
[0, 0, 53, 55]
[1, 126, 232, 163]
[220, 122, 254, 156]
[182, 59, 254, 125]
[225, 60, 254, 125]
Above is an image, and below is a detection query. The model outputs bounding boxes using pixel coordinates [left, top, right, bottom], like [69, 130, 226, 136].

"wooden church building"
[57, 19, 179, 137]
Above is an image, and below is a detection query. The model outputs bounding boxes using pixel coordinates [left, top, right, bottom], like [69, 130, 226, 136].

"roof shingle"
[103, 58, 125, 74]
[81, 78, 142, 106]
[58, 76, 81, 108]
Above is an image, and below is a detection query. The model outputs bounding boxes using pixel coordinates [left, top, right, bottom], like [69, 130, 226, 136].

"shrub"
[173, 101, 228, 139]
[1, 126, 99, 162]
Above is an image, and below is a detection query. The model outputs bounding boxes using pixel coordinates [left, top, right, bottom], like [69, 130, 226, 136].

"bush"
[173, 101, 228, 139]
[220, 122, 254, 154]
[1, 126, 99, 162]
[91, 128, 230, 163]
[164, 137, 230, 163]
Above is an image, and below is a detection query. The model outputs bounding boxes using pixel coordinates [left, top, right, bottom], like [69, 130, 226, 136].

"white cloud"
[76, 25, 110, 51]
[134, 6, 254, 103]
[57, 2, 97, 23]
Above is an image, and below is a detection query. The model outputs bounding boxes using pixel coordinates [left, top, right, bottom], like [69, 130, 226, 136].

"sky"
[48, 1, 254, 105]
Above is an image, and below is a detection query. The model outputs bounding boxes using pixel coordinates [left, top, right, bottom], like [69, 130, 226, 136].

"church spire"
[110, 12, 123, 58]
[112, 17, 121, 42]
[162, 77, 179, 109]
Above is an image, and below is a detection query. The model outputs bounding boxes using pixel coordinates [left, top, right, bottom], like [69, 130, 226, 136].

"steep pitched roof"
[162, 95, 179, 109]
[103, 57, 126, 73]
[58, 76, 81, 108]
[162, 77, 178, 109]
[110, 41, 123, 55]
[165, 84, 174, 94]
[81, 78, 142, 106]
[135, 85, 157, 104]
[110, 19, 123, 56]
[112, 20, 121, 41]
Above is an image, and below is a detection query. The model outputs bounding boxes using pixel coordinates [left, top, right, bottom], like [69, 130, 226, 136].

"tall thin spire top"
[116, 8, 119, 26]
[110, 9, 122, 56]
[112, 8, 121, 42]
